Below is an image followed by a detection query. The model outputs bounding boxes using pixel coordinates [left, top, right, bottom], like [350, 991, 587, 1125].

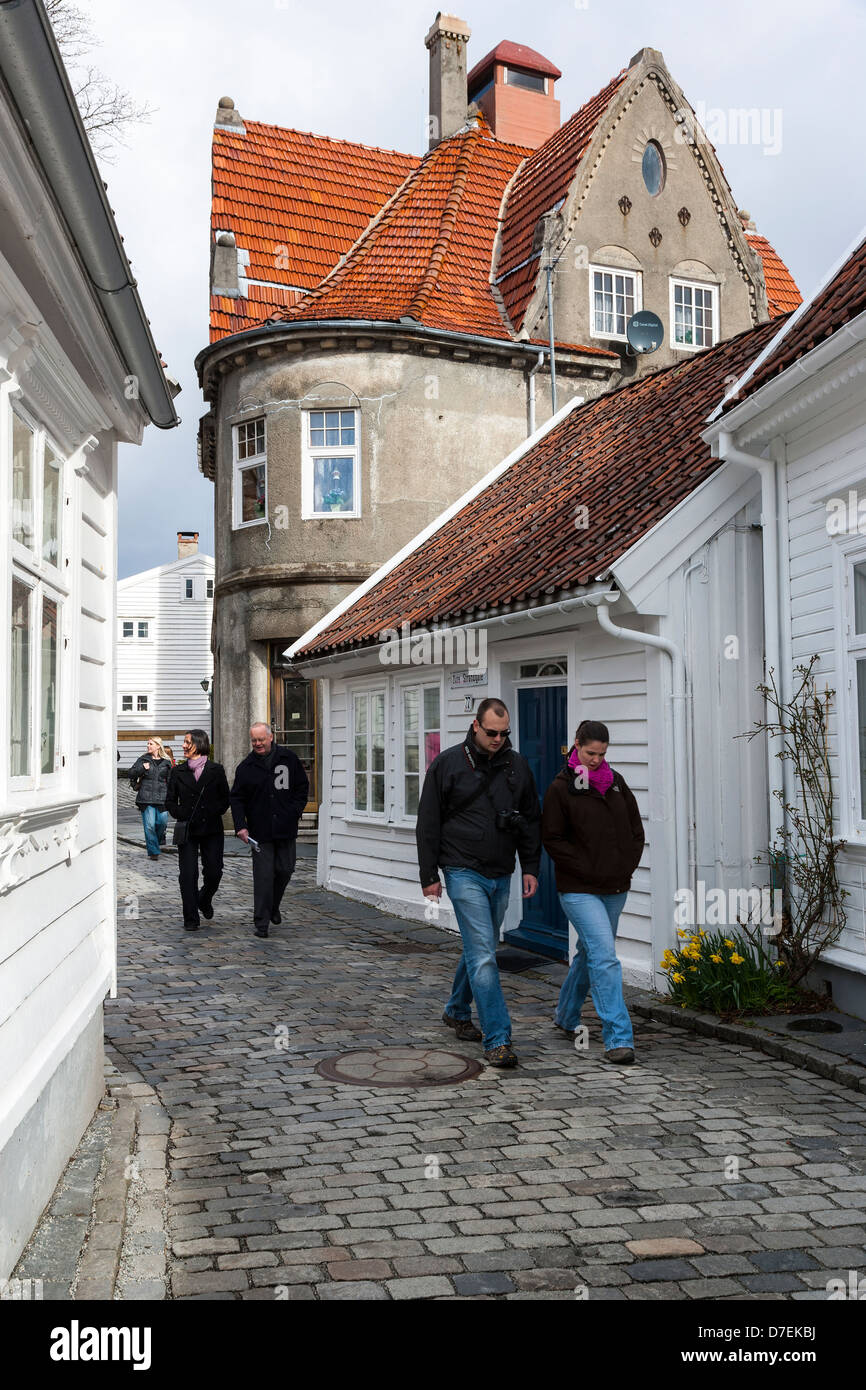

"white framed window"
[121, 695, 133, 713]
[844, 551, 866, 834]
[8, 402, 67, 788]
[206, 578, 214, 598]
[119, 618, 151, 639]
[137, 695, 148, 712]
[122, 620, 134, 639]
[182, 577, 194, 599]
[671, 279, 719, 350]
[351, 688, 386, 816]
[400, 682, 441, 818]
[232, 416, 267, 528]
[302, 408, 360, 519]
[590, 265, 642, 340]
[118, 692, 151, 716]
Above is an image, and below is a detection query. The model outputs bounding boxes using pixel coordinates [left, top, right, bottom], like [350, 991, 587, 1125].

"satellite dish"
[626, 310, 664, 355]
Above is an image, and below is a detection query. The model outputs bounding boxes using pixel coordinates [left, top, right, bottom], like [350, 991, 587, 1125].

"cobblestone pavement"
[108, 841, 866, 1301]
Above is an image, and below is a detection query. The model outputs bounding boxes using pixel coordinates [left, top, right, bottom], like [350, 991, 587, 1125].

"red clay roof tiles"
[297, 314, 783, 657]
[745, 231, 803, 317]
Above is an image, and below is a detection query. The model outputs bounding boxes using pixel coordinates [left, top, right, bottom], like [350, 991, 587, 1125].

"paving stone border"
[628, 990, 866, 1097]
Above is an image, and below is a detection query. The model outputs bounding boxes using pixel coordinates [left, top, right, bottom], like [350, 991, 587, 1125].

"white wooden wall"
[116, 555, 214, 764]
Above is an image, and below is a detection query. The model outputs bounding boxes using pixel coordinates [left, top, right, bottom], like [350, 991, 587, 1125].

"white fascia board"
[117, 553, 214, 588]
[606, 461, 760, 610]
[708, 225, 866, 424]
[286, 395, 586, 658]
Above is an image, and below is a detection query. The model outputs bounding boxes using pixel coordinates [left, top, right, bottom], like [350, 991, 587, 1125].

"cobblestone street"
[106, 837, 866, 1301]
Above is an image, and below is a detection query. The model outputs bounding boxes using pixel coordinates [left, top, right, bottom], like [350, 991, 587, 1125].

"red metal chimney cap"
[468, 40, 562, 89]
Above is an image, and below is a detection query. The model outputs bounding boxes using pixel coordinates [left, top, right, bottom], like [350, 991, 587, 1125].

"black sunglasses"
[479, 727, 510, 739]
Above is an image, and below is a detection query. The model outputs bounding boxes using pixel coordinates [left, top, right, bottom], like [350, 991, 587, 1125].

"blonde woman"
[129, 737, 172, 859]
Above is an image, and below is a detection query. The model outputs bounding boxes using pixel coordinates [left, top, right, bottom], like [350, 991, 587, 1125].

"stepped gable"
[210, 120, 419, 341]
[296, 314, 784, 658]
[494, 69, 629, 332]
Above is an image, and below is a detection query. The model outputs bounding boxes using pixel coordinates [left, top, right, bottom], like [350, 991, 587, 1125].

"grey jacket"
[129, 754, 171, 809]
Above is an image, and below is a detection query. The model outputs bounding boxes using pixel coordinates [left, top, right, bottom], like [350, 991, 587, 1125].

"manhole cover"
[316, 1047, 483, 1087]
[366, 940, 439, 955]
[786, 1016, 844, 1034]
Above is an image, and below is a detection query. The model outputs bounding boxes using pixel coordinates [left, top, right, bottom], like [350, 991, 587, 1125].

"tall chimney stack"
[177, 530, 199, 559]
[425, 12, 471, 149]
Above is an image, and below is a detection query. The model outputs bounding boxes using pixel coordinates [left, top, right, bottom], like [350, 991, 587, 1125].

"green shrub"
[660, 928, 799, 1015]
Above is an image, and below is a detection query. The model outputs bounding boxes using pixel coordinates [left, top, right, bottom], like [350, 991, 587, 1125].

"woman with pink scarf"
[542, 719, 645, 1063]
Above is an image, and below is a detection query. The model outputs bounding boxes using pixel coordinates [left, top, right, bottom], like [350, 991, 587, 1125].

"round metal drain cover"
[316, 1046, 483, 1088]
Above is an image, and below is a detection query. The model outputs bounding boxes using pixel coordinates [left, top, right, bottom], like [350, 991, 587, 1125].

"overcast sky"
[80, 0, 866, 578]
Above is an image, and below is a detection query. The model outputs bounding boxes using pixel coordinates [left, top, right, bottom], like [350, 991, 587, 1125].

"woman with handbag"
[166, 729, 231, 932]
[542, 719, 645, 1064]
[129, 737, 173, 859]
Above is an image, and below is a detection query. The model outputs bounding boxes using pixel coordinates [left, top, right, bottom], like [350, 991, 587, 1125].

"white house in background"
[116, 532, 214, 766]
[705, 228, 866, 1019]
[0, 0, 178, 1278]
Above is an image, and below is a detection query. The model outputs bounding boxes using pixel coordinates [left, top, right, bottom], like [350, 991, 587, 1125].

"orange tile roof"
[494, 69, 629, 331]
[210, 121, 418, 342]
[731, 232, 866, 405]
[297, 315, 783, 658]
[745, 232, 802, 317]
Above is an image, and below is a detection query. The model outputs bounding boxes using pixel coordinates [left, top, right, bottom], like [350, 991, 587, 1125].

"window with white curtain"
[352, 690, 386, 815]
[401, 683, 441, 816]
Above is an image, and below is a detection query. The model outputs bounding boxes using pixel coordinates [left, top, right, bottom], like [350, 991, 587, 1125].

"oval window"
[642, 140, 666, 196]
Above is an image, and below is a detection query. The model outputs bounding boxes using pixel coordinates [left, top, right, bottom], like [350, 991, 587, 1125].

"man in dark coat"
[230, 722, 309, 938]
[416, 698, 541, 1068]
[166, 729, 231, 931]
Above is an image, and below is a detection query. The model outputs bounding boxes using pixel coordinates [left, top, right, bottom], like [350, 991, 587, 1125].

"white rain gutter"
[595, 601, 688, 898]
[717, 430, 785, 844]
[527, 350, 545, 436]
[0, 0, 179, 429]
[290, 587, 621, 673]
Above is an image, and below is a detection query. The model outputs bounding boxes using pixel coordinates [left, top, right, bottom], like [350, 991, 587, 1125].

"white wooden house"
[704, 229, 866, 1018]
[0, 0, 178, 1277]
[116, 535, 214, 765]
[289, 317, 780, 994]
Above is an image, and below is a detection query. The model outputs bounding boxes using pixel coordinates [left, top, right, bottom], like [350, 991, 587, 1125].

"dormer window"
[642, 140, 666, 196]
[504, 66, 546, 93]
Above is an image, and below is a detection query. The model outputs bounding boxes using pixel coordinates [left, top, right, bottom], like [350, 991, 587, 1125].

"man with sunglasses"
[416, 698, 541, 1068]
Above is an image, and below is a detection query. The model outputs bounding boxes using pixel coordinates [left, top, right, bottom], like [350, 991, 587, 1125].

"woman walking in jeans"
[542, 720, 645, 1063]
[129, 737, 172, 859]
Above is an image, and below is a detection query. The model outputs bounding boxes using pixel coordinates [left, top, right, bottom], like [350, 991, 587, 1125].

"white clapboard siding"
[116, 553, 214, 763]
[781, 392, 866, 975]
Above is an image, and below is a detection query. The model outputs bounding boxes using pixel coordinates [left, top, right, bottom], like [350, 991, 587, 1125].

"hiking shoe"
[484, 1044, 518, 1069]
[604, 1047, 635, 1065]
[442, 1011, 482, 1042]
[553, 1021, 577, 1040]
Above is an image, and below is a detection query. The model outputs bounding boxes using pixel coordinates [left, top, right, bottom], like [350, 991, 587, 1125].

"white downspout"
[527, 350, 545, 436]
[716, 431, 785, 846]
[594, 601, 688, 900]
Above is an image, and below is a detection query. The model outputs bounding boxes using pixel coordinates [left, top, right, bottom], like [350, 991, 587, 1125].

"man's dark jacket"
[230, 745, 309, 842]
[542, 763, 644, 895]
[129, 754, 170, 809]
[166, 760, 230, 837]
[415, 726, 541, 887]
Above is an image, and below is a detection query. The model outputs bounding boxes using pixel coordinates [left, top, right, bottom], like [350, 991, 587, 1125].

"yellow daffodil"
[672, 972, 685, 984]
[689, 966, 698, 973]
[723, 938, 735, 948]
[711, 953, 723, 963]
[677, 929, 689, 938]
[775, 960, 786, 969]
[730, 953, 744, 965]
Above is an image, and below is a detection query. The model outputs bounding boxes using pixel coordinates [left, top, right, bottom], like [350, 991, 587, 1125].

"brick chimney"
[467, 41, 561, 148]
[426, 13, 471, 149]
[177, 531, 199, 559]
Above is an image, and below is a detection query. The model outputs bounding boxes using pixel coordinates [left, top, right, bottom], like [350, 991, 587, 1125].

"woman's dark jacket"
[229, 745, 309, 842]
[166, 760, 230, 838]
[542, 763, 645, 895]
[129, 754, 171, 809]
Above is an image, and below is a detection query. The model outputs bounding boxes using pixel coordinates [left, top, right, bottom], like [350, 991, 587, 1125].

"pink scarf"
[187, 754, 207, 782]
[568, 745, 614, 795]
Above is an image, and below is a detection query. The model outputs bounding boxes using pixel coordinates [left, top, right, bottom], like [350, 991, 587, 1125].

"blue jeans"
[443, 867, 512, 1049]
[556, 891, 633, 1050]
[141, 805, 168, 856]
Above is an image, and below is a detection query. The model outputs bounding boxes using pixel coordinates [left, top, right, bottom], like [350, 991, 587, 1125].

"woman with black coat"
[129, 737, 172, 859]
[542, 719, 645, 1064]
[166, 729, 231, 931]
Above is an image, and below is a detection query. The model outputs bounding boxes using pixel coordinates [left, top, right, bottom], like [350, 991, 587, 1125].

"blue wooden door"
[504, 685, 569, 960]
